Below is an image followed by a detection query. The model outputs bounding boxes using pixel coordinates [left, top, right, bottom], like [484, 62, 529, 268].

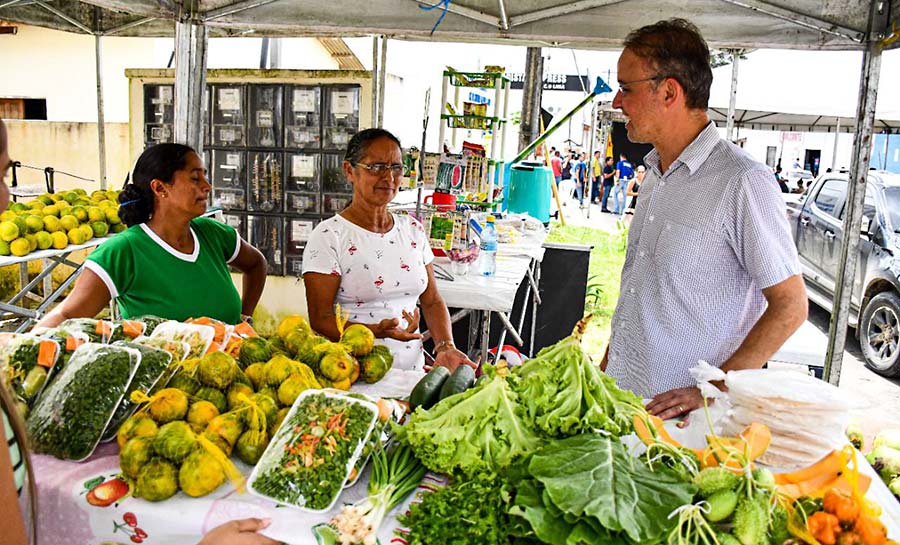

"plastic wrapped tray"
[134, 335, 192, 363]
[100, 341, 174, 442]
[0, 333, 61, 411]
[108, 320, 147, 343]
[149, 321, 215, 359]
[26, 343, 142, 461]
[248, 390, 379, 512]
[57, 318, 119, 344]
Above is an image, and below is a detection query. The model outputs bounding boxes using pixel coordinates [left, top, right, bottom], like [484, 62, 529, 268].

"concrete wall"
[4, 120, 132, 191]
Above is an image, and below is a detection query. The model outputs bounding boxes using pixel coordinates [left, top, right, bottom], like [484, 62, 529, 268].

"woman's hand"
[375, 308, 422, 341]
[197, 518, 278, 545]
[434, 346, 476, 373]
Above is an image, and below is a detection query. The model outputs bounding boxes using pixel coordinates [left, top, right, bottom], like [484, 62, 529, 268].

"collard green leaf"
[528, 434, 695, 543]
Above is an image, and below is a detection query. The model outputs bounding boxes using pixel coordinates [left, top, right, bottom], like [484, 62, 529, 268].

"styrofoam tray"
[247, 390, 379, 513]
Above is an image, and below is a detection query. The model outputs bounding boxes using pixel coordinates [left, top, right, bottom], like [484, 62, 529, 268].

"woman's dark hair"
[344, 128, 402, 165]
[623, 18, 713, 110]
[119, 143, 195, 226]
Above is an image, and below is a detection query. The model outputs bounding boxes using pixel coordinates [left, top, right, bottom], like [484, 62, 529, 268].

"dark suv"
[786, 170, 900, 377]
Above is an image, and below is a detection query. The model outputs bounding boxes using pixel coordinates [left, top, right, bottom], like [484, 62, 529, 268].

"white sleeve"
[301, 223, 342, 276]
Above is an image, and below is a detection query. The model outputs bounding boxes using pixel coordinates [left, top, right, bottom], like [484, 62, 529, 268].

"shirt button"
[648, 215, 655, 222]
[639, 251, 645, 257]
[659, 181, 665, 187]
[629, 288, 635, 294]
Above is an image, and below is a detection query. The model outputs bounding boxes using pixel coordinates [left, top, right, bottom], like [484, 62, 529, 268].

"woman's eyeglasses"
[356, 163, 404, 177]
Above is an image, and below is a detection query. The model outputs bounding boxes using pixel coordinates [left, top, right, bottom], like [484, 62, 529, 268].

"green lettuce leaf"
[393, 375, 541, 478]
[511, 334, 643, 437]
[528, 434, 696, 544]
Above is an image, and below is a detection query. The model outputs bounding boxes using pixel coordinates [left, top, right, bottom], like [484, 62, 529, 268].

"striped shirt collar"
[644, 120, 720, 177]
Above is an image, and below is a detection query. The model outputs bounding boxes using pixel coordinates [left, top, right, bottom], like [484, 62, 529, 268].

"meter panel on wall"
[284, 218, 317, 277]
[323, 85, 360, 149]
[322, 153, 352, 194]
[213, 188, 246, 212]
[249, 85, 283, 148]
[144, 84, 174, 148]
[286, 86, 321, 149]
[247, 151, 284, 213]
[284, 152, 320, 193]
[212, 85, 247, 147]
[221, 213, 246, 240]
[211, 150, 246, 189]
[285, 191, 320, 215]
[323, 193, 351, 214]
[248, 214, 284, 275]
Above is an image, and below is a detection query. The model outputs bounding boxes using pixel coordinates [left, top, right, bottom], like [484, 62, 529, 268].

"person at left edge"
[35, 143, 268, 327]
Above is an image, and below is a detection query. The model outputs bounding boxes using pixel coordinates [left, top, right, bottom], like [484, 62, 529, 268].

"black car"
[786, 170, 900, 377]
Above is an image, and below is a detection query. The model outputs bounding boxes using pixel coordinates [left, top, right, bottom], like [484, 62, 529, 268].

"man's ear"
[661, 77, 682, 106]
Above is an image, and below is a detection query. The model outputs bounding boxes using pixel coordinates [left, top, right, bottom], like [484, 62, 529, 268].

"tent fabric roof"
[0, 0, 897, 51]
[707, 107, 900, 132]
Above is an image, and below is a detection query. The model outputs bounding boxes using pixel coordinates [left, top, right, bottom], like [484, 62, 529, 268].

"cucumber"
[409, 366, 450, 411]
[439, 365, 476, 400]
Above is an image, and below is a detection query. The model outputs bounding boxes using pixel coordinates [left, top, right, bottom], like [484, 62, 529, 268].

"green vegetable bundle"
[510, 316, 643, 437]
[26, 343, 141, 460]
[393, 373, 541, 478]
[507, 434, 697, 545]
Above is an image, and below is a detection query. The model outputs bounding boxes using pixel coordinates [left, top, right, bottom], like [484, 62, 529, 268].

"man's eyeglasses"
[356, 162, 404, 177]
[617, 75, 665, 95]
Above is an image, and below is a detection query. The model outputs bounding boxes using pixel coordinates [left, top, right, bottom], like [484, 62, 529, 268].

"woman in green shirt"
[37, 143, 268, 327]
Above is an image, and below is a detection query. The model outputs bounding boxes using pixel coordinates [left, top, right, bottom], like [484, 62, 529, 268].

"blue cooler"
[507, 161, 552, 223]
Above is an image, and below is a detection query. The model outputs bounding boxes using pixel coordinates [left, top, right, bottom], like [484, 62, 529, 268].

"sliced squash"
[701, 423, 771, 469]
[774, 450, 844, 485]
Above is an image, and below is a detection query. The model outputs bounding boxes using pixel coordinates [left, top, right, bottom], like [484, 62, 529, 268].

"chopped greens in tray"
[26, 343, 141, 461]
[249, 391, 378, 512]
[135, 336, 191, 363]
[101, 341, 174, 442]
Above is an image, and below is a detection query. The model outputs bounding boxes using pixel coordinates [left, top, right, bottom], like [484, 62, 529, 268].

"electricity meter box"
[323, 86, 360, 149]
[248, 214, 284, 275]
[212, 85, 247, 147]
[286, 86, 321, 149]
[247, 151, 284, 213]
[249, 85, 283, 148]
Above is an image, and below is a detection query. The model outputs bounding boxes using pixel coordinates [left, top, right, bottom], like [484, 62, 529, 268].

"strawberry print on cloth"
[303, 214, 434, 371]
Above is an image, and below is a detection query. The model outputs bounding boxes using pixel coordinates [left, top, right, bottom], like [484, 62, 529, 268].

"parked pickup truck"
[786, 170, 900, 377]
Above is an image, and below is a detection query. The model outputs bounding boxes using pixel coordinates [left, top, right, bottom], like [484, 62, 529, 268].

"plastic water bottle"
[479, 215, 498, 276]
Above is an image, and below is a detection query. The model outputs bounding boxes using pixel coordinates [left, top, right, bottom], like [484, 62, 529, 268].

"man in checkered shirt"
[601, 19, 808, 420]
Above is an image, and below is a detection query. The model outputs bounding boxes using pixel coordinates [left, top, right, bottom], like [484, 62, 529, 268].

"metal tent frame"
[2, 0, 898, 384]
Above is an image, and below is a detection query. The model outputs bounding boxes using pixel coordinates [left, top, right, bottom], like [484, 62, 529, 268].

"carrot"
[95, 320, 113, 338]
[36, 340, 57, 368]
[65, 336, 84, 351]
[234, 321, 257, 337]
[121, 320, 144, 339]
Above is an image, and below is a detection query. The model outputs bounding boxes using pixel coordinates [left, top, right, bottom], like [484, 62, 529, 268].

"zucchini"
[439, 365, 476, 400]
[409, 366, 450, 411]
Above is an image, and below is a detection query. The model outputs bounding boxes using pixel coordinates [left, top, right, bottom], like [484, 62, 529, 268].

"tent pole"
[173, 15, 208, 155]
[726, 49, 740, 142]
[823, 1, 886, 385]
[832, 117, 841, 171]
[94, 33, 107, 190]
[585, 101, 596, 218]
[518, 47, 543, 153]
[371, 35, 379, 126]
[377, 35, 387, 128]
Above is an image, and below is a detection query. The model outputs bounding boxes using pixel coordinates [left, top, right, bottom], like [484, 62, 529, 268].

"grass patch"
[545, 221, 627, 357]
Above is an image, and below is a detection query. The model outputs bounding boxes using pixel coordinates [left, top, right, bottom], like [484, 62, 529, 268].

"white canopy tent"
[1, 0, 898, 384]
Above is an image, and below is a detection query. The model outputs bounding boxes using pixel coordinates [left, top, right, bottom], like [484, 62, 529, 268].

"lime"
[51, 232, 68, 249]
[67, 228, 87, 245]
[35, 231, 52, 250]
[42, 216, 61, 233]
[59, 215, 79, 232]
[0, 221, 19, 242]
[91, 221, 109, 237]
[24, 215, 44, 233]
[9, 238, 30, 257]
[0, 240, 9, 256]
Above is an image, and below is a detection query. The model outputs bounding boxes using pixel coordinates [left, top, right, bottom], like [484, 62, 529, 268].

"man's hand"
[645, 386, 705, 423]
[198, 518, 278, 545]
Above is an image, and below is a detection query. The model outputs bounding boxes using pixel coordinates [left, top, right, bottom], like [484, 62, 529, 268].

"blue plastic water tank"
[507, 161, 552, 223]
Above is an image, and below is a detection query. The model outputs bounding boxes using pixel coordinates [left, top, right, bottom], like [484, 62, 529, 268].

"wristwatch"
[434, 339, 456, 354]
[241, 314, 254, 326]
